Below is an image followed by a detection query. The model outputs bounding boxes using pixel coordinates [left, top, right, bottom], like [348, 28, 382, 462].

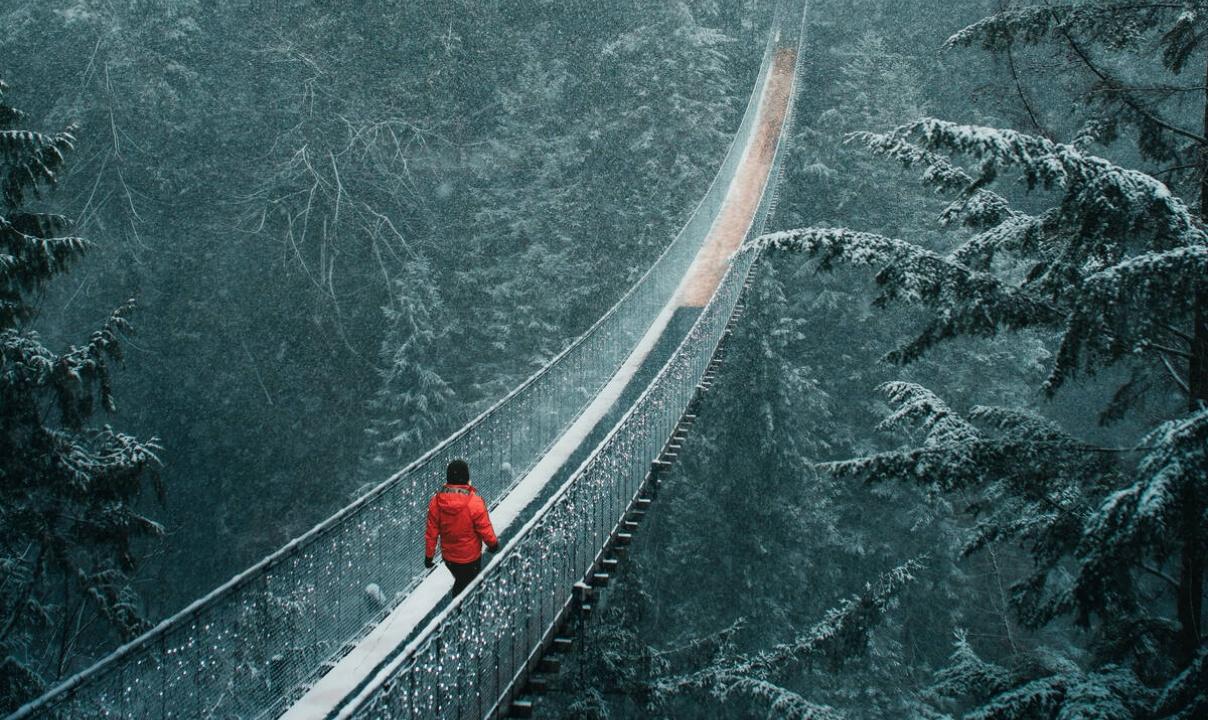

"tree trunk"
[1181, 278, 1206, 665]
[1175, 58, 1208, 667]
[1177, 503, 1204, 665]
[1196, 53, 1208, 411]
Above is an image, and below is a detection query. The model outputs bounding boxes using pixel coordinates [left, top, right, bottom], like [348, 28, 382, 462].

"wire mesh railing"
[9, 12, 788, 720]
[342, 197, 768, 720]
[336, 3, 808, 717]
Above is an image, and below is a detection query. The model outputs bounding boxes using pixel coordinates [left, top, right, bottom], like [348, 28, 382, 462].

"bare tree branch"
[1061, 28, 1208, 146]
[1161, 351, 1193, 395]
[1141, 562, 1181, 590]
[1143, 340, 1194, 359]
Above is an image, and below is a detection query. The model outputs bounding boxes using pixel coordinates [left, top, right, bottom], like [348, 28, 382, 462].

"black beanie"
[446, 459, 470, 485]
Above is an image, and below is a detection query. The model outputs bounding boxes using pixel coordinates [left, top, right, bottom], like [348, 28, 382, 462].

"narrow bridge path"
[284, 39, 799, 720]
[284, 276, 686, 719]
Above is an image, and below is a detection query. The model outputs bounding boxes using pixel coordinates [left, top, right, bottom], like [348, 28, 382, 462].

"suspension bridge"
[10, 2, 808, 717]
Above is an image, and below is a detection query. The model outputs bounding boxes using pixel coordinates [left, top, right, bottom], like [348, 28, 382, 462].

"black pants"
[445, 557, 481, 598]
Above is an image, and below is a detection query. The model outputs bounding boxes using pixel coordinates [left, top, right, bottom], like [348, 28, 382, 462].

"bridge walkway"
[299, 27, 803, 720]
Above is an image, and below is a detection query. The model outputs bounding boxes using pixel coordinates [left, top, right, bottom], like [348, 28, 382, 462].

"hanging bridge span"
[10, 2, 808, 718]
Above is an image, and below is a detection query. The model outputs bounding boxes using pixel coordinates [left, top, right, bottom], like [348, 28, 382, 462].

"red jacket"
[425, 484, 499, 564]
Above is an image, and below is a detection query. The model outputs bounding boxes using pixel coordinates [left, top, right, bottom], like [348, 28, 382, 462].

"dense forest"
[0, 0, 774, 710]
[2, 0, 1206, 718]
[550, 0, 1208, 718]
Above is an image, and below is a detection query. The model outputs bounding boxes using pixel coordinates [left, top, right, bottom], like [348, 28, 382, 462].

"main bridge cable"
[5, 6, 799, 720]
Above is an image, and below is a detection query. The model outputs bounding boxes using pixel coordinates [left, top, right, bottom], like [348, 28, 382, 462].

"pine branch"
[720, 679, 846, 720]
[1049, 244, 1208, 393]
[928, 629, 1015, 702]
[947, 2, 1198, 55]
[750, 226, 1064, 363]
[1060, 27, 1207, 146]
[1088, 84, 1208, 94]
[1002, 7, 1055, 141]
[655, 559, 926, 699]
[1076, 409, 1208, 626]
[1154, 645, 1208, 716]
[1163, 323, 1194, 343]
[1143, 340, 1194, 359]
[878, 381, 980, 446]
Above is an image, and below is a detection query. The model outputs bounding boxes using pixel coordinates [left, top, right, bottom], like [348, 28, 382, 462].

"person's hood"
[435, 485, 477, 513]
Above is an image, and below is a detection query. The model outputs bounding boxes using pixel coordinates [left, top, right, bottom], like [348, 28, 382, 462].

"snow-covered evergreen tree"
[941, 4, 1208, 681]
[751, 93, 1206, 720]
[363, 258, 454, 473]
[0, 80, 161, 711]
[943, 0, 1208, 414]
[653, 559, 925, 719]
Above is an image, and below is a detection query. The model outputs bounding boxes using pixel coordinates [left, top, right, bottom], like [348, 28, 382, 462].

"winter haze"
[1, 1, 1205, 718]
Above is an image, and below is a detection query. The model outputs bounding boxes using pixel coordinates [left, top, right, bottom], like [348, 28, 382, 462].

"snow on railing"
[8, 12, 788, 720]
[333, 3, 810, 718]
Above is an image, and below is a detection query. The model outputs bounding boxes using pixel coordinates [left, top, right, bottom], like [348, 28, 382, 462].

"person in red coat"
[424, 459, 500, 597]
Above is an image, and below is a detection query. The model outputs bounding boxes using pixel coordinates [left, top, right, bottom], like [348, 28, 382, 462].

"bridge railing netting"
[343, 3, 807, 718]
[11, 13, 786, 720]
[351, 206, 768, 720]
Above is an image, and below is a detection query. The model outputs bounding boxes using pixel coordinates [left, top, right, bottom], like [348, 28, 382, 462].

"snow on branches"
[927, 630, 1014, 702]
[1154, 645, 1208, 717]
[1, 79, 161, 706]
[1052, 244, 1208, 394]
[945, 2, 1194, 58]
[875, 119, 1203, 253]
[1133, 409, 1208, 542]
[742, 3, 1208, 713]
[822, 390, 1207, 715]
[1076, 409, 1208, 619]
[802, 378, 1207, 711]
[825, 381, 1130, 627]
[876, 381, 980, 447]
[750, 119, 1207, 400]
[946, 2, 1208, 167]
[750, 226, 1062, 364]
[652, 559, 925, 717]
[951, 662, 1150, 720]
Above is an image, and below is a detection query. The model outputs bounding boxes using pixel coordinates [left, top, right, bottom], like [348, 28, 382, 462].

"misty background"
[3, 0, 1206, 717]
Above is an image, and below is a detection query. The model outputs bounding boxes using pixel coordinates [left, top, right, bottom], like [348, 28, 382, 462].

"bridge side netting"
[342, 3, 809, 718]
[9, 17, 785, 720]
[352, 218, 766, 720]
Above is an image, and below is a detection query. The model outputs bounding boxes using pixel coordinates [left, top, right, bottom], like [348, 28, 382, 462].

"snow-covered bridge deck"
[282, 273, 689, 719]
[289, 25, 803, 720]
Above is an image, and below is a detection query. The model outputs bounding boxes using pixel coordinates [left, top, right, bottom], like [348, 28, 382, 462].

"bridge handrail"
[337, 3, 809, 717]
[8, 13, 785, 720]
[344, 181, 768, 720]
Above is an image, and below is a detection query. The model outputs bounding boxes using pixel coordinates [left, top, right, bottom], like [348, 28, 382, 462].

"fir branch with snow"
[0, 79, 163, 711]
[749, 98, 1208, 711]
[652, 559, 924, 716]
